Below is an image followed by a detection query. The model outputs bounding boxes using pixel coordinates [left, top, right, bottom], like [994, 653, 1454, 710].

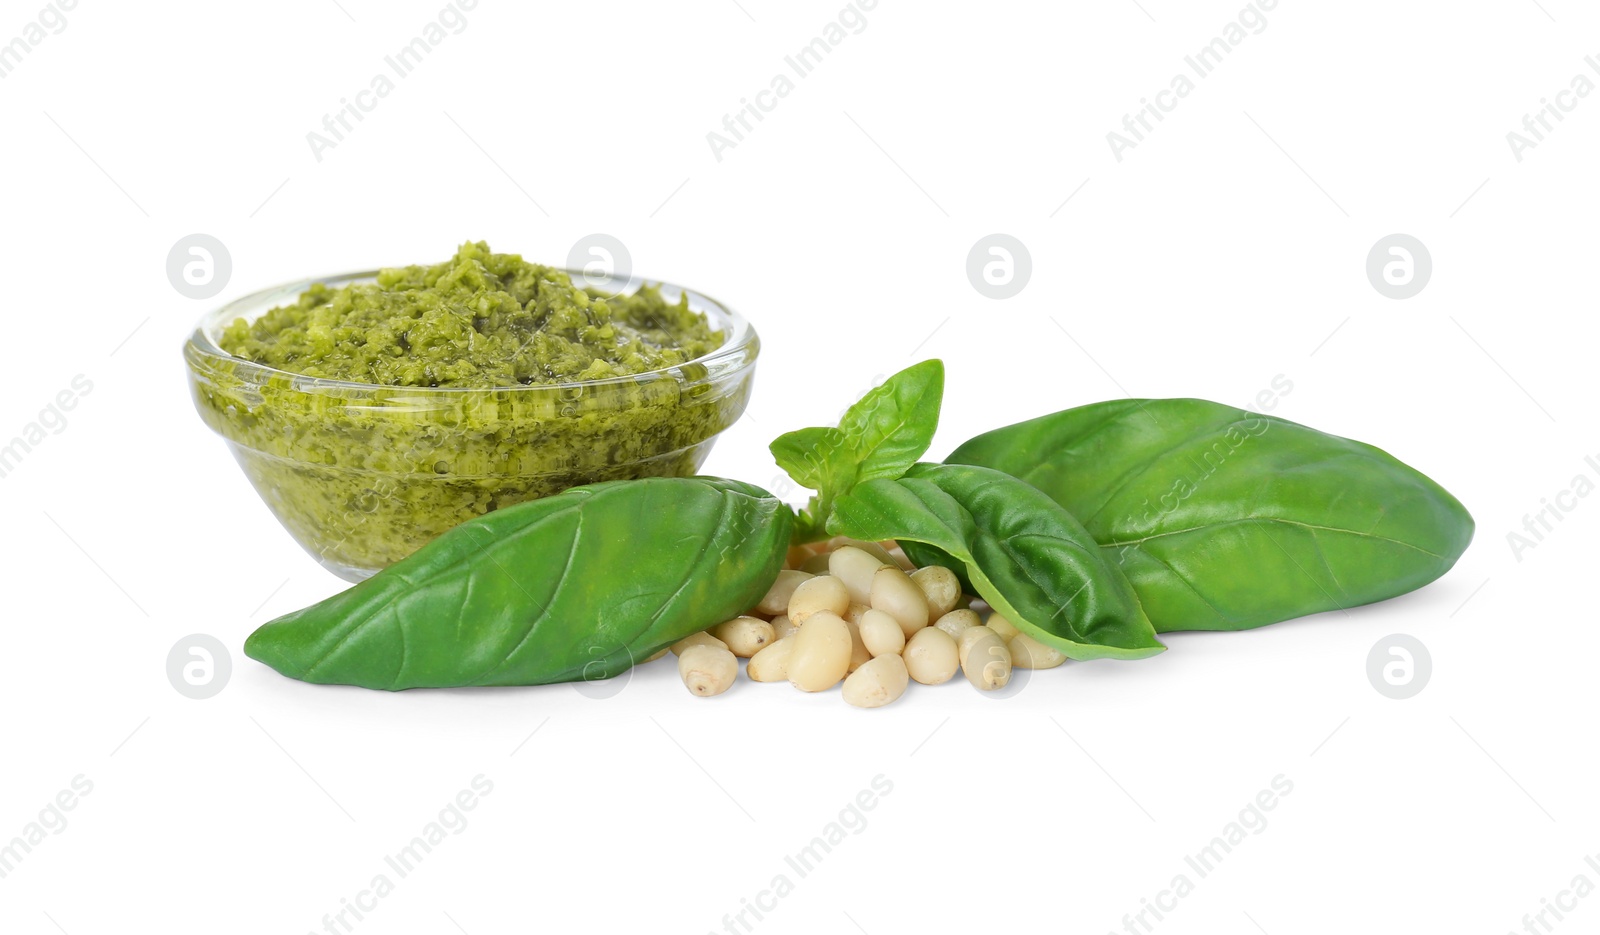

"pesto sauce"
[193, 243, 746, 577]
[219, 241, 721, 387]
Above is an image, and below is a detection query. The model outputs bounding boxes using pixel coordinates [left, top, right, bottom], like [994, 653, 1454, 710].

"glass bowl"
[185, 269, 758, 582]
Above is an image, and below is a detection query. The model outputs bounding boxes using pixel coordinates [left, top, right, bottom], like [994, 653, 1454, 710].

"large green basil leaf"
[828, 463, 1165, 661]
[245, 477, 792, 690]
[770, 359, 944, 540]
[947, 399, 1475, 632]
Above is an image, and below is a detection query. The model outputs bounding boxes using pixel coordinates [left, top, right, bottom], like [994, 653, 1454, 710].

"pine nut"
[787, 611, 852, 692]
[903, 627, 959, 685]
[859, 608, 907, 657]
[787, 575, 850, 625]
[986, 612, 1020, 643]
[829, 545, 885, 604]
[870, 566, 931, 637]
[957, 624, 993, 658]
[678, 644, 737, 697]
[712, 616, 776, 658]
[747, 637, 795, 682]
[757, 570, 814, 616]
[934, 608, 981, 643]
[841, 654, 910, 708]
[910, 565, 962, 618]
[1009, 632, 1067, 669]
[959, 627, 1011, 691]
[825, 536, 897, 565]
[672, 631, 729, 656]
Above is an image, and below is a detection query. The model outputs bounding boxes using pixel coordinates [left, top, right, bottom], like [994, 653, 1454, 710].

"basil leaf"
[835, 359, 945, 483]
[770, 359, 944, 540]
[947, 399, 1475, 632]
[828, 463, 1165, 661]
[245, 477, 793, 689]
[768, 425, 840, 493]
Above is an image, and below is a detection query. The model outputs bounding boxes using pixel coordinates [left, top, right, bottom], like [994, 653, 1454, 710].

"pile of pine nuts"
[664, 538, 1067, 707]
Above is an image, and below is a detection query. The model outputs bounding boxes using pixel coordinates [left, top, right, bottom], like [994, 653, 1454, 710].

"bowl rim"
[184, 266, 758, 394]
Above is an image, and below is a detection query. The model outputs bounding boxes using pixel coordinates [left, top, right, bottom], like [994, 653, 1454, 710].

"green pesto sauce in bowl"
[186, 243, 756, 581]
[219, 241, 722, 387]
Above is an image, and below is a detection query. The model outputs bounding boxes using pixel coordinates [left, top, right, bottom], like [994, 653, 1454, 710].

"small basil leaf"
[836, 359, 944, 483]
[769, 359, 944, 541]
[828, 463, 1165, 661]
[245, 477, 793, 690]
[769, 425, 842, 493]
[947, 399, 1475, 632]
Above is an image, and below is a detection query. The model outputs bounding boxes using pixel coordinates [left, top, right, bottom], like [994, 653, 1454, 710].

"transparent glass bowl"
[185, 269, 758, 581]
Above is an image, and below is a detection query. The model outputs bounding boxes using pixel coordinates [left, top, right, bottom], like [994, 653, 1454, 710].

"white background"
[1, 1, 1596, 933]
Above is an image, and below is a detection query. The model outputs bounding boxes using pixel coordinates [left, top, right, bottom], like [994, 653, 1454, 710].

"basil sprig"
[771, 360, 1164, 660]
[769, 359, 944, 541]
